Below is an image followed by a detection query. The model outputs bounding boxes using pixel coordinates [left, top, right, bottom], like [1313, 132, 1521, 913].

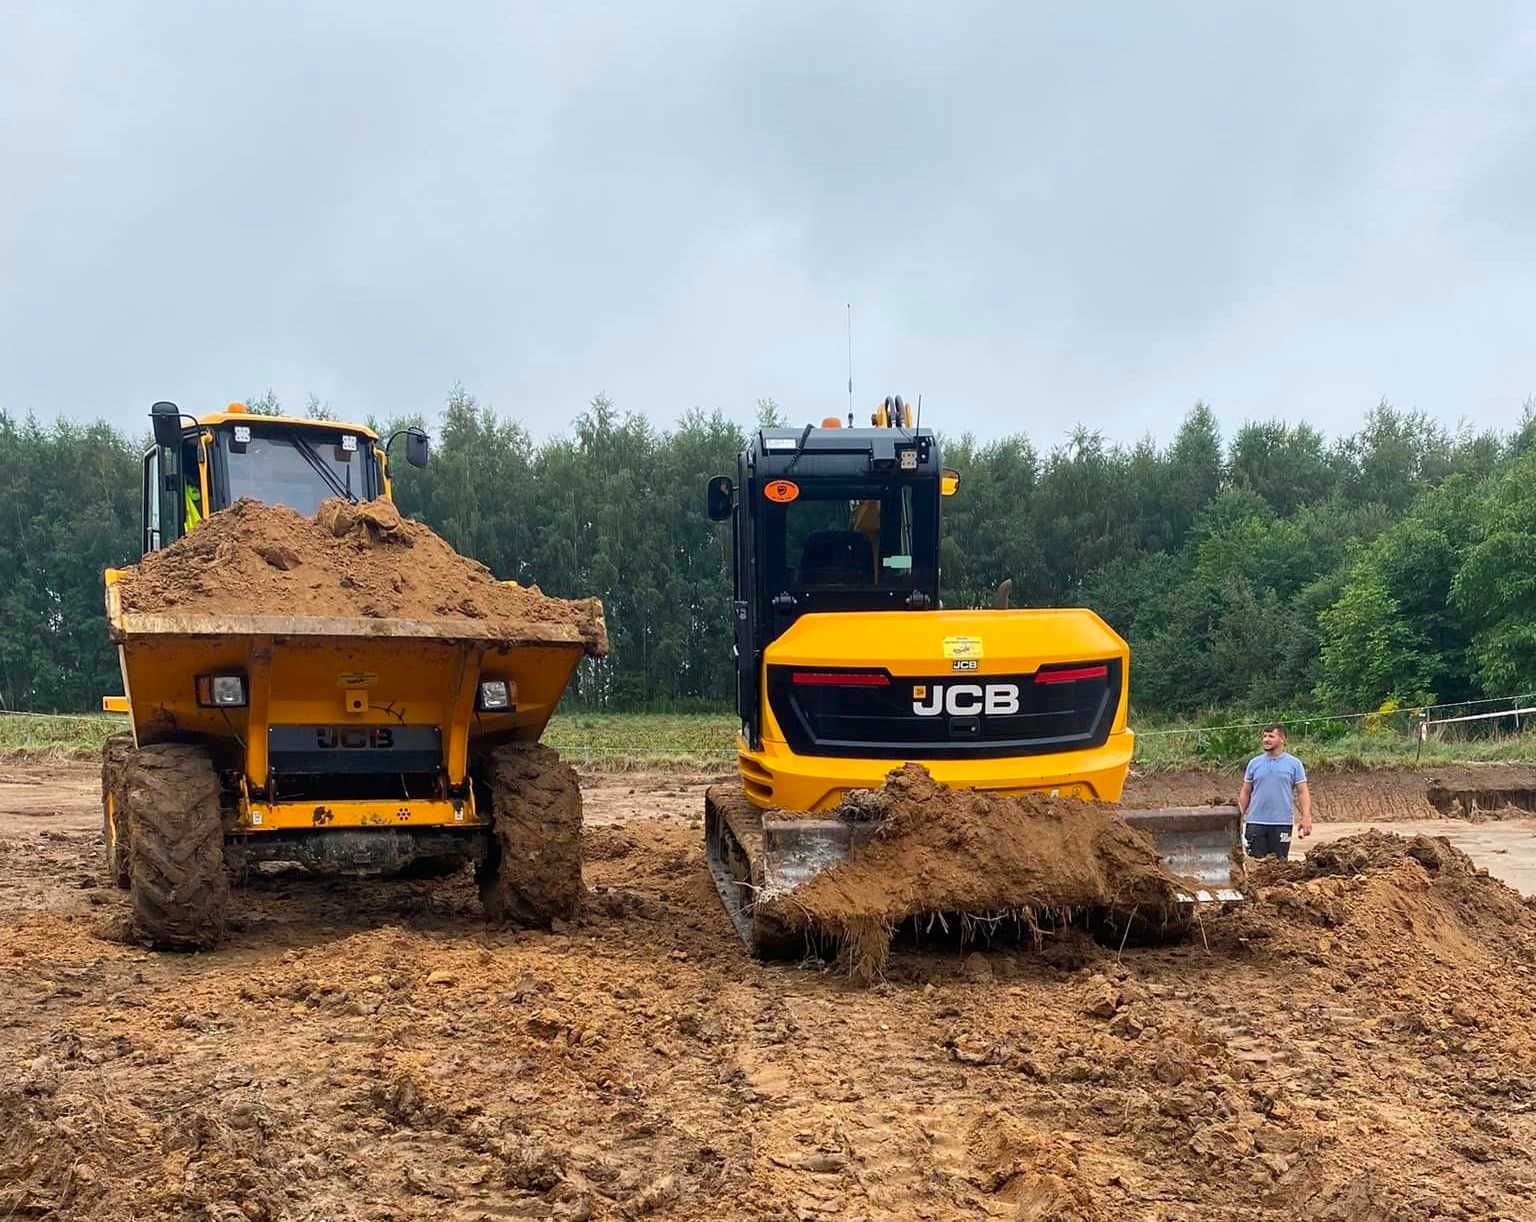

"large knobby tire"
[124, 743, 228, 950]
[475, 743, 583, 926]
[100, 732, 136, 889]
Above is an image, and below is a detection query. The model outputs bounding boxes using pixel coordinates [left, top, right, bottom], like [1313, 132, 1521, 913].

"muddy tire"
[474, 743, 583, 925]
[100, 732, 135, 889]
[124, 743, 228, 950]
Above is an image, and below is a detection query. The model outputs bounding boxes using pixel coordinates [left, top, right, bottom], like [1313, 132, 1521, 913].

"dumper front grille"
[267, 724, 443, 799]
[766, 661, 1120, 760]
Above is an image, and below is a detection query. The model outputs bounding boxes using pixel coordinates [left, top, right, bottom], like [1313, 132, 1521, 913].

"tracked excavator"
[703, 397, 1244, 956]
[100, 401, 604, 949]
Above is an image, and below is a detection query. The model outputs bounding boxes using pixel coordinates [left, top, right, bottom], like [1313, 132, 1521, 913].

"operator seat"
[798, 530, 874, 588]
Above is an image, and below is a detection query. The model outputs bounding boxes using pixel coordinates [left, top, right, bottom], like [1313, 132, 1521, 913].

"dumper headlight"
[477, 679, 512, 711]
[196, 674, 248, 707]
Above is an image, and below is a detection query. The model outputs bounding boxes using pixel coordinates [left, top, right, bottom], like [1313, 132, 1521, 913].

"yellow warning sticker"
[942, 636, 983, 660]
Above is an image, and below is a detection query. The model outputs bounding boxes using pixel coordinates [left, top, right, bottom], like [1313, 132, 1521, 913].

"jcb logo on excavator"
[912, 683, 1020, 717]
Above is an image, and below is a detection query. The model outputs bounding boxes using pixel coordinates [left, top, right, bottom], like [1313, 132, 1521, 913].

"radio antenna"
[846, 303, 854, 423]
[916, 394, 922, 432]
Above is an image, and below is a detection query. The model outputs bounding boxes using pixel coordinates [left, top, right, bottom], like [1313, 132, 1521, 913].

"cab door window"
[143, 448, 162, 552]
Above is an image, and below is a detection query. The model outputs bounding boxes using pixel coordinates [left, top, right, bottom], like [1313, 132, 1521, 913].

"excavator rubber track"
[704, 785, 794, 958]
[705, 784, 1246, 957]
[705, 784, 882, 959]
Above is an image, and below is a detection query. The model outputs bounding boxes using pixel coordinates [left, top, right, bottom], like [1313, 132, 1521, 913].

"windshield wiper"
[784, 422, 815, 475]
[290, 432, 357, 504]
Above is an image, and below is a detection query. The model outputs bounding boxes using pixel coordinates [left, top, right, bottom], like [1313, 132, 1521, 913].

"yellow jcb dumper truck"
[101, 401, 604, 949]
[703, 397, 1243, 955]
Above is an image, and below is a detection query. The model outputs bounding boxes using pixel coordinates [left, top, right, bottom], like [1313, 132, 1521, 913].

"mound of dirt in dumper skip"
[116, 497, 606, 649]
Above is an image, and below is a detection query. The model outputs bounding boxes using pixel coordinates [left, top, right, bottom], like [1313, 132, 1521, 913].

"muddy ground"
[5, 760, 1536, 1220]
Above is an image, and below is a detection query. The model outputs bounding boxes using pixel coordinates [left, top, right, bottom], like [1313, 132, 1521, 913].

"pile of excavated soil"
[769, 764, 1190, 980]
[1240, 829, 1536, 963]
[117, 498, 606, 651]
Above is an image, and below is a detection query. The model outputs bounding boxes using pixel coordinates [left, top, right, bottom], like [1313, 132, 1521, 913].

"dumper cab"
[141, 400, 428, 553]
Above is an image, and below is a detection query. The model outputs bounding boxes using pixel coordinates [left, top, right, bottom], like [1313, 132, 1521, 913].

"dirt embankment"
[116, 497, 606, 651]
[770, 765, 1189, 980]
[1127, 761, 1536, 822]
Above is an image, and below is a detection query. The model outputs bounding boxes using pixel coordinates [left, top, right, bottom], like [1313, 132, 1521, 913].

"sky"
[2, 1, 1534, 448]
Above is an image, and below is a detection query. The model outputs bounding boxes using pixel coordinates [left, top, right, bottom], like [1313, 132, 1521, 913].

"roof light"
[341, 434, 357, 452]
[233, 425, 251, 444]
[226, 402, 248, 414]
[1034, 664, 1109, 685]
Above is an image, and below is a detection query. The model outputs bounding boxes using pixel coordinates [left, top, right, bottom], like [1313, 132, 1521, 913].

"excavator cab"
[707, 403, 958, 753]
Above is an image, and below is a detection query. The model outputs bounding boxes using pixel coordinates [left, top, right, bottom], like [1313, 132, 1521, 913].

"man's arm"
[1238, 779, 1252, 818]
[1296, 781, 1311, 837]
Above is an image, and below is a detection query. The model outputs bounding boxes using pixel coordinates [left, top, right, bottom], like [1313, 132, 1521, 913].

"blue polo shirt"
[1244, 752, 1307, 825]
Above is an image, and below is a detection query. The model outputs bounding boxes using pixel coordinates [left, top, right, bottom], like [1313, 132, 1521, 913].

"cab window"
[763, 480, 936, 608]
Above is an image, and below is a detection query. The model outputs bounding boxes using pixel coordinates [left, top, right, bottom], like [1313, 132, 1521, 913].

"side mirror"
[706, 475, 734, 521]
[941, 467, 960, 497]
[406, 429, 430, 468]
[151, 401, 184, 449]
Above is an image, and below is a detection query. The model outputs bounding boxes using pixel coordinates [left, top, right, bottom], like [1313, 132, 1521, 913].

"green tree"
[1337, 401, 1453, 513]
[0, 413, 140, 710]
[938, 432, 1042, 607]
[1450, 451, 1536, 694]
[1316, 575, 1432, 708]
[246, 389, 282, 416]
[1228, 419, 1338, 515]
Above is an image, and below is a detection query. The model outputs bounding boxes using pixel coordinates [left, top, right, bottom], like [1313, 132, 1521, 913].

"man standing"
[1238, 723, 1311, 859]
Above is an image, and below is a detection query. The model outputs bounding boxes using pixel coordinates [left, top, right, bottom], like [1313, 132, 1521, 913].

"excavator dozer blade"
[705, 784, 1247, 956]
[1120, 806, 1247, 902]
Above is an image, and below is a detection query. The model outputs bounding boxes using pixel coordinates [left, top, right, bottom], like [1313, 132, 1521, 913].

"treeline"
[2, 389, 1534, 717]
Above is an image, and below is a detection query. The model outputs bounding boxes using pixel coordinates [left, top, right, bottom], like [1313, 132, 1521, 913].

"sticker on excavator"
[942, 635, 983, 660]
[764, 479, 800, 503]
[336, 672, 380, 687]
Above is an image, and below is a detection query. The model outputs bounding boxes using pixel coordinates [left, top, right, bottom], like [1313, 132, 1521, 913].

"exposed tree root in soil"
[764, 764, 1190, 981]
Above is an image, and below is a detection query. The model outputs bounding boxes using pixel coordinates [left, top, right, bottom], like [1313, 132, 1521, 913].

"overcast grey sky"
[3, 2, 1533, 447]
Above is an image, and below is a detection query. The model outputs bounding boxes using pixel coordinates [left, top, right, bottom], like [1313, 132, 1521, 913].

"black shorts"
[1245, 823, 1292, 860]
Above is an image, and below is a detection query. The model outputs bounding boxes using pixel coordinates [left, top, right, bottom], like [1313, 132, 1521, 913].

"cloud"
[2, 1, 1532, 449]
